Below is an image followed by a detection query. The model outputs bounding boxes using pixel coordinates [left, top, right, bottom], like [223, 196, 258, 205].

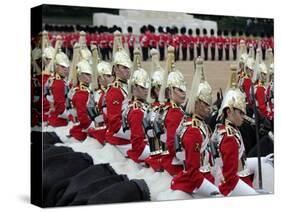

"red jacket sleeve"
[219, 135, 240, 195]
[182, 127, 205, 189]
[52, 80, 66, 115]
[105, 87, 124, 133]
[127, 109, 146, 161]
[165, 108, 183, 156]
[73, 91, 91, 129]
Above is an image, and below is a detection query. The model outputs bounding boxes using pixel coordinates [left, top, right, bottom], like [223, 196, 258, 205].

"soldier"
[202, 28, 209, 60]
[237, 40, 248, 82]
[171, 26, 180, 61]
[239, 46, 255, 111]
[105, 31, 133, 154]
[180, 27, 188, 61]
[68, 60, 93, 141]
[143, 49, 165, 171]
[149, 25, 158, 51]
[87, 45, 114, 144]
[126, 26, 136, 61]
[107, 27, 115, 61]
[31, 46, 42, 126]
[224, 30, 230, 60]
[139, 25, 149, 61]
[155, 46, 187, 176]
[231, 30, 238, 60]
[188, 29, 195, 61]
[216, 30, 224, 61]
[266, 63, 274, 121]
[46, 51, 70, 127]
[99, 26, 109, 61]
[209, 29, 216, 61]
[213, 65, 258, 196]
[195, 28, 202, 58]
[41, 46, 55, 122]
[157, 26, 166, 61]
[171, 57, 219, 196]
[124, 67, 151, 163]
[254, 62, 270, 119]
[265, 48, 274, 121]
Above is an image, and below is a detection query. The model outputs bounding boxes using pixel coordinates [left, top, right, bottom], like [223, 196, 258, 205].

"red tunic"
[69, 85, 91, 141]
[180, 34, 188, 48]
[217, 123, 253, 196]
[254, 83, 269, 118]
[216, 36, 225, 49]
[161, 104, 184, 176]
[126, 33, 136, 48]
[47, 75, 68, 127]
[105, 80, 131, 145]
[127, 101, 149, 163]
[266, 84, 274, 120]
[171, 116, 215, 193]
[231, 37, 238, 49]
[240, 76, 253, 105]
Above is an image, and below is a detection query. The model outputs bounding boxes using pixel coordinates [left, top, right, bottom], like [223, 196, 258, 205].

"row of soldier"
[31, 30, 274, 198]
[32, 26, 274, 63]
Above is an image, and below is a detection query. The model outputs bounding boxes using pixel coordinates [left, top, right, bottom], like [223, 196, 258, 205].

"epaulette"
[55, 74, 62, 80]
[132, 101, 142, 110]
[80, 84, 90, 92]
[192, 118, 201, 128]
[171, 102, 179, 108]
[191, 115, 203, 129]
[113, 80, 121, 88]
[225, 124, 235, 137]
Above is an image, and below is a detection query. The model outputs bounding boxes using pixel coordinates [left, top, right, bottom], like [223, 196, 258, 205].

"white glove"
[58, 109, 69, 119]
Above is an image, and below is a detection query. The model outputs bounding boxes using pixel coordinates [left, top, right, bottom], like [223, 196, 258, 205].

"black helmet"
[210, 29, 214, 35]
[127, 26, 133, 33]
[188, 28, 193, 35]
[180, 26, 186, 34]
[203, 28, 207, 35]
[196, 28, 200, 35]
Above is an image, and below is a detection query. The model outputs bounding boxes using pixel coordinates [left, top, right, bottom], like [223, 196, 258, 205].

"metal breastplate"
[198, 121, 213, 172]
[67, 87, 78, 119]
[143, 105, 162, 156]
[87, 90, 105, 126]
[153, 106, 169, 155]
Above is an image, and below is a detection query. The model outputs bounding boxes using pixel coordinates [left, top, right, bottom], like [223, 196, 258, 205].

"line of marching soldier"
[32, 25, 274, 63]
[31, 30, 274, 198]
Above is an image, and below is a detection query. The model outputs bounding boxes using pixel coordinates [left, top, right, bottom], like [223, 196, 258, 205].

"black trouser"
[232, 47, 237, 60]
[108, 47, 113, 60]
[189, 48, 194, 61]
[211, 47, 215, 60]
[159, 46, 165, 61]
[197, 45, 202, 57]
[175, 48, 179, 61]
[262, 48, 266, 60]
[142, 47, 148, 61]
[204, 47, 208, 60]
[225, 48, 229, 60]
[129, 47, 134, 61]
[218, 48, 223, 61]
[181, 47, 187, 60]
[100, 48, 108, 61]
